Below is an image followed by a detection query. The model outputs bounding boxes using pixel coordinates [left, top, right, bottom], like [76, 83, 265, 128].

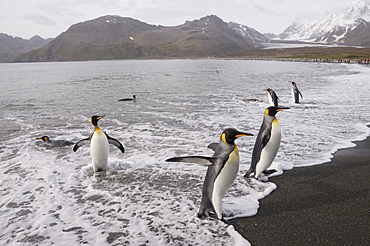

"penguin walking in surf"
[166, 128, 253, 219]
[244, 106, 289, 180]
[290, 81, 303, 103]
[73, 115, 125, 172]
[264, 88, 279, 107]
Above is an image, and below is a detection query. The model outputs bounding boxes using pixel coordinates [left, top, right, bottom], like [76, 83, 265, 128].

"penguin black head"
[36, 136, 50, 142]
[221, 128, 254, 145]
[289, 81, 297, 86]
[132, 95, 136, 99]
[265, 107, 289, 117]
[264, 88, 272, 92]
[90, 115, 105, 126]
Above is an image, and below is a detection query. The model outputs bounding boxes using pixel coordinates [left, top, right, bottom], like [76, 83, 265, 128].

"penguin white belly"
[255, 119, 281, 178]
[291, 88, 295, 103]
[212, 146, 240, 219]
[267, 94, 274, 107]
[90, 130, 109, 171]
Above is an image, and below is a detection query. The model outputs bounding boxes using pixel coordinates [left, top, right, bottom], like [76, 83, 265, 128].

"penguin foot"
[94, 169, 106, 172]
[243, 172, 254, 178]
[257, 176, 269, 182]
[262, 169, 277, 175]
[197, 209, 219, 220]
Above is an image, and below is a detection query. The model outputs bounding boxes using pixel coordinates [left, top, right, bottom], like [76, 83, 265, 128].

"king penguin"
[166, 128, 253, 219]
[36, 136, 74, 148]
[264, 88, 279, 107]
[119, 95, 136, 101]
[244, 106, 289, 179]
[289, 81, 303, 103]
[73, 115, 125, 172]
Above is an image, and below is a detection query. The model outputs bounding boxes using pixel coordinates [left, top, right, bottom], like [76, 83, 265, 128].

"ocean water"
[0, 60, 369, 245]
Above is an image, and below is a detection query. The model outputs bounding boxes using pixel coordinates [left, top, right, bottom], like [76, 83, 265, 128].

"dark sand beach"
[229, 135, 370, 246]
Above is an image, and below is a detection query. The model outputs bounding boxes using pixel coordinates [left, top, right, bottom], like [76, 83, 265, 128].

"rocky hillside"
[0, 34, 52, 62]
[227, 22, 269, 45]
[14, 15, 264, 62]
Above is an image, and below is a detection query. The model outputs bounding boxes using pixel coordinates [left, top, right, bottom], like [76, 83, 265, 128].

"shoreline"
[229, 134, 370, 246]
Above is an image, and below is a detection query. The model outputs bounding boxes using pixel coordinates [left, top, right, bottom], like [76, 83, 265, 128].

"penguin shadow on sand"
[166, 128, 253, 221]
[73, 115, 125, 173]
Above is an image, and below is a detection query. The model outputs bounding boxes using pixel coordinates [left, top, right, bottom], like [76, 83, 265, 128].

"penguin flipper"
[245, 127, 271, 178]
[296, 87, 303, 98]
[73, 138, 90, 152]
[107, 135, 125, 153]
[207, 142, 219, 152]
[166, 156, 217, 166]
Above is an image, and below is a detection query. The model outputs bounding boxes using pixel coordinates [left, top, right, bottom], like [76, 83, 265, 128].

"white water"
[0, 60, 369, 245]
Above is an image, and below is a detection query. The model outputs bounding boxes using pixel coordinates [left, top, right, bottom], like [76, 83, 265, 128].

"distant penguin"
[242, 98, 261, 103]
[36, 136, 74, 148]
[73, 116, 125, 172]
[166, 128, 253, 219]
[289, 81, 303, 103]
[244, 106, 289, 179]
[119, 95, 136, 101]
[264, 88, 279, 107]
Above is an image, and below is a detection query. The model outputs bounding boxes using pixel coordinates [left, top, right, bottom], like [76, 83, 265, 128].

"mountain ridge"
[3, 5, 370, 63]
[279, 0, 370, 43]
[14, 15, 261, 62]
[0, 34, 52, 62]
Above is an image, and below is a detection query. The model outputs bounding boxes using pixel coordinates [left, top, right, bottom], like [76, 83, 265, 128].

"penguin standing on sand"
[244, 106, 289, 179]
[73, 116, 125, 172]
[166, 128, 253, 219]
[36, 136, 74, 148]
[290, 81, 303, 103]
[264, 88, 279, 107]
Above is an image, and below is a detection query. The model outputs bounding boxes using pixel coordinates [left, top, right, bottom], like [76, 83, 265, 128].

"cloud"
[0, 0, 358, 39]
[23, 14, 57, 27]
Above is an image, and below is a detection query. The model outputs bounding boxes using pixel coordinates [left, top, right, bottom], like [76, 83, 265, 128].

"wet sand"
[229, 136, 370, 246]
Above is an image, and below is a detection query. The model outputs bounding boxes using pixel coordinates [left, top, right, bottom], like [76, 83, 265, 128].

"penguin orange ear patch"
[264, 108, 270, 115]
[221, 133, 227, 144]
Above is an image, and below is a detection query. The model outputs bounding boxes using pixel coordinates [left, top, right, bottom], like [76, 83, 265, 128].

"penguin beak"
[97, 115, 105, 120]
[276, 107, 290, 111]
[236, 132, 254, 138]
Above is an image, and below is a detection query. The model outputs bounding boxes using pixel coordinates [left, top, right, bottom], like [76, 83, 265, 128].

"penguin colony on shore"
[36, 82, 302, 220]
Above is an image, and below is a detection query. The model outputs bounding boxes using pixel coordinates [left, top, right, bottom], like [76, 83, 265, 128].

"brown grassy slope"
[220, 46, 370, 60]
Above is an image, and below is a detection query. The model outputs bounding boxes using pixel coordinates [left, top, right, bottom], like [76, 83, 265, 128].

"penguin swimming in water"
[73, 116, 125, 172]
[289, 81, 303, 103]
[244, 106, 289, 180]
[166, 128, 253, 219]
[119, 95, 136, 101]
[264, 88, 279, 107]
[36, 136, 74, 148]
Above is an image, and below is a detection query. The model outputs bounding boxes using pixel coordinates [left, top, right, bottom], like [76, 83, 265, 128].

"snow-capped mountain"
[315, 18, 369, 44]
[279, 0, 370, 41]
[227, 22, 269, 44]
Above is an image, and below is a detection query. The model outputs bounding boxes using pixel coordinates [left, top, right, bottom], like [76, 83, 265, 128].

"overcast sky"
[0, 0, 353, 39]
